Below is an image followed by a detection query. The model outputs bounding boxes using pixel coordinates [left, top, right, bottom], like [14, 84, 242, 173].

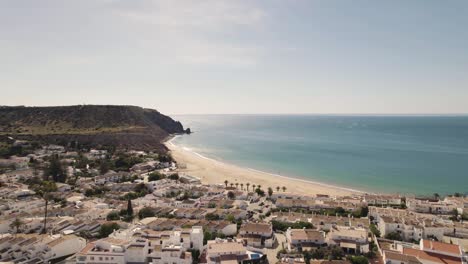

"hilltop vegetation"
[0, 105, 188, 152]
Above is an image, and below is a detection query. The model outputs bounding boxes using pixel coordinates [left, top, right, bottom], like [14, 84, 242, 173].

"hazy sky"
[1, 0, 468, 114]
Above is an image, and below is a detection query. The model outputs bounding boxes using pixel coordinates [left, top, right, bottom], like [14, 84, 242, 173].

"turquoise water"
[171, 115, 468, 195]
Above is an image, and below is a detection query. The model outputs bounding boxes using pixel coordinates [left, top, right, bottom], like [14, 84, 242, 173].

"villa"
[286, 228, 326, 251]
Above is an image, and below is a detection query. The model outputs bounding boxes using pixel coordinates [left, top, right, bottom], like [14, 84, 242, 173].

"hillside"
[0, 105, 189, 152]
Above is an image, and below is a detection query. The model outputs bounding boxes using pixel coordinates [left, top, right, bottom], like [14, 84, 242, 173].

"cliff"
[0, 105, 188, 152]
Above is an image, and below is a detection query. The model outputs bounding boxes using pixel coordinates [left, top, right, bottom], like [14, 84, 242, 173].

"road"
[265, 233, 286, 264]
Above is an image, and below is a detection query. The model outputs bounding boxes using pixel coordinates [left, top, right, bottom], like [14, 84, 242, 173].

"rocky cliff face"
[0, 105, 188, 152]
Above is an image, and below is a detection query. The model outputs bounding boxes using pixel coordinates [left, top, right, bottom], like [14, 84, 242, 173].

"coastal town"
[2, 0, 468, 263]
[0, 139, 467, 264]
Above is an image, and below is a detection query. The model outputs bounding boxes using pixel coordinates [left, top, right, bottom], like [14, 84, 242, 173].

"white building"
[238, 223, 275, 248]
[286, 228, 325, 251]
[378, 216, 446, 242]
[76, 238, 128, 264]
[326, 227, 369, 254]
[205, 239, 263, 264]
[0, 234, 85, 263]
[407, 198, 458, 215]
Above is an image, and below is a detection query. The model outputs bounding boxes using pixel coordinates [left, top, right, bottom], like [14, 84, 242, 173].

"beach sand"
[166, 140, 359, 197]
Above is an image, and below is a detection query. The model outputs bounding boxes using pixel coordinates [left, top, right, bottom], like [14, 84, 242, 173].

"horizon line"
[170, 113, 468, 116]
[2, 104, 467, 116]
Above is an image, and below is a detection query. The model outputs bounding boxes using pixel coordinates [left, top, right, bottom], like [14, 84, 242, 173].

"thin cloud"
[109, 0, 267, 67]
[113, 0, 266, 30]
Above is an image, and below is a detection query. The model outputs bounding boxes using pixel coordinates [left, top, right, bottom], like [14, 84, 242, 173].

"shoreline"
[165, 136, 368, 197]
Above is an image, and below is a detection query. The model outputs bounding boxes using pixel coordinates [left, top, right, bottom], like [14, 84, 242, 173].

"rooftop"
[403, 248, 462, 264]
[421, 240, 461, 256]
[290, 229, 324, 241]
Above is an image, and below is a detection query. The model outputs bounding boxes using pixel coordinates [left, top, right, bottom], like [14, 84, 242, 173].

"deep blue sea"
[171, 115, 468, 195]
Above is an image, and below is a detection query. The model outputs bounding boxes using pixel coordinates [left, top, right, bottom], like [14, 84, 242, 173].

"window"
[90, 257, 94, 260]
[99, 257, 103, 261]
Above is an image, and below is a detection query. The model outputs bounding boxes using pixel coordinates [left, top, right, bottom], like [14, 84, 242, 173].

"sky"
[1, 0, 468, 115]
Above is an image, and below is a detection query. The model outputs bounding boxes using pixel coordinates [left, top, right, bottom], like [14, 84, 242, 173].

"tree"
[385, 232, 403, 241]
[45, 154, 67, 182]
[227, 191, 236, 200]
[311, 247, 326, 260]
[114, 152, 144, 171]
[203, 231, 214, 245]
[134, 183, 148, 195]
[99, 222, 120, 238]
[360, 206, 369, 217]
[282, 186, 287, 192]
[235, 183, 239, 189]
[35, 181, 57, 234]
[276, 186, 280, 192]
[127, 199, 134, 216]
[205, 213, 220, 221]
[169, 173, 179, 180]
[230, 183, 234, 188]
[255, 188, 265, 197]
[99, 159, 110, 174]
[240, 183, 244, 190]
[271, 220, 313, 232]
[434, 193, 440, 200]
[188, 249, 200, 264]
[252, 184, 256, 190]
[268, 187, 273, 197]
[226, 214, 236, 223]
[369, 224, 381, 237]
[10, 217, 23, 234]
[148, 172, 165, 181]
[246, 183, 250, 191]
[138, 207, 156, 219]
[257, 185, 262, 190]
[349, 256, 369, 264]
[158, 154, 173, 163]
[224, 180, 228, 188]
[329, 245, 345, 260]
[107, 211, 120, 221]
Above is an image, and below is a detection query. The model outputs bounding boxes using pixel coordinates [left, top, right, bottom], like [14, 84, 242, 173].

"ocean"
[171, 115, 468, 196]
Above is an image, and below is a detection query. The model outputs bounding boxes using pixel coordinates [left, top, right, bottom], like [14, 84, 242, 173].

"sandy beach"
[166, 139, 359, 197]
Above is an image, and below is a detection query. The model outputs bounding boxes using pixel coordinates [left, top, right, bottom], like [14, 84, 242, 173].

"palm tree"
[252, 184, 256, 190]
[224, 180, 228, 188]
[42, 192, 54, 234]
[276, 186, 280, 192]
[10, 217, 23, 235]
[434, 193, 440, 200]
[257, 185, 262, 190]
[246, 183, 250, 191]
[230, 183, 234, 188]
[235, 183, 239, 189]
[282, 186, 287, 192]
[37, 181, 57, 234]
[240, 183, 244, 190]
